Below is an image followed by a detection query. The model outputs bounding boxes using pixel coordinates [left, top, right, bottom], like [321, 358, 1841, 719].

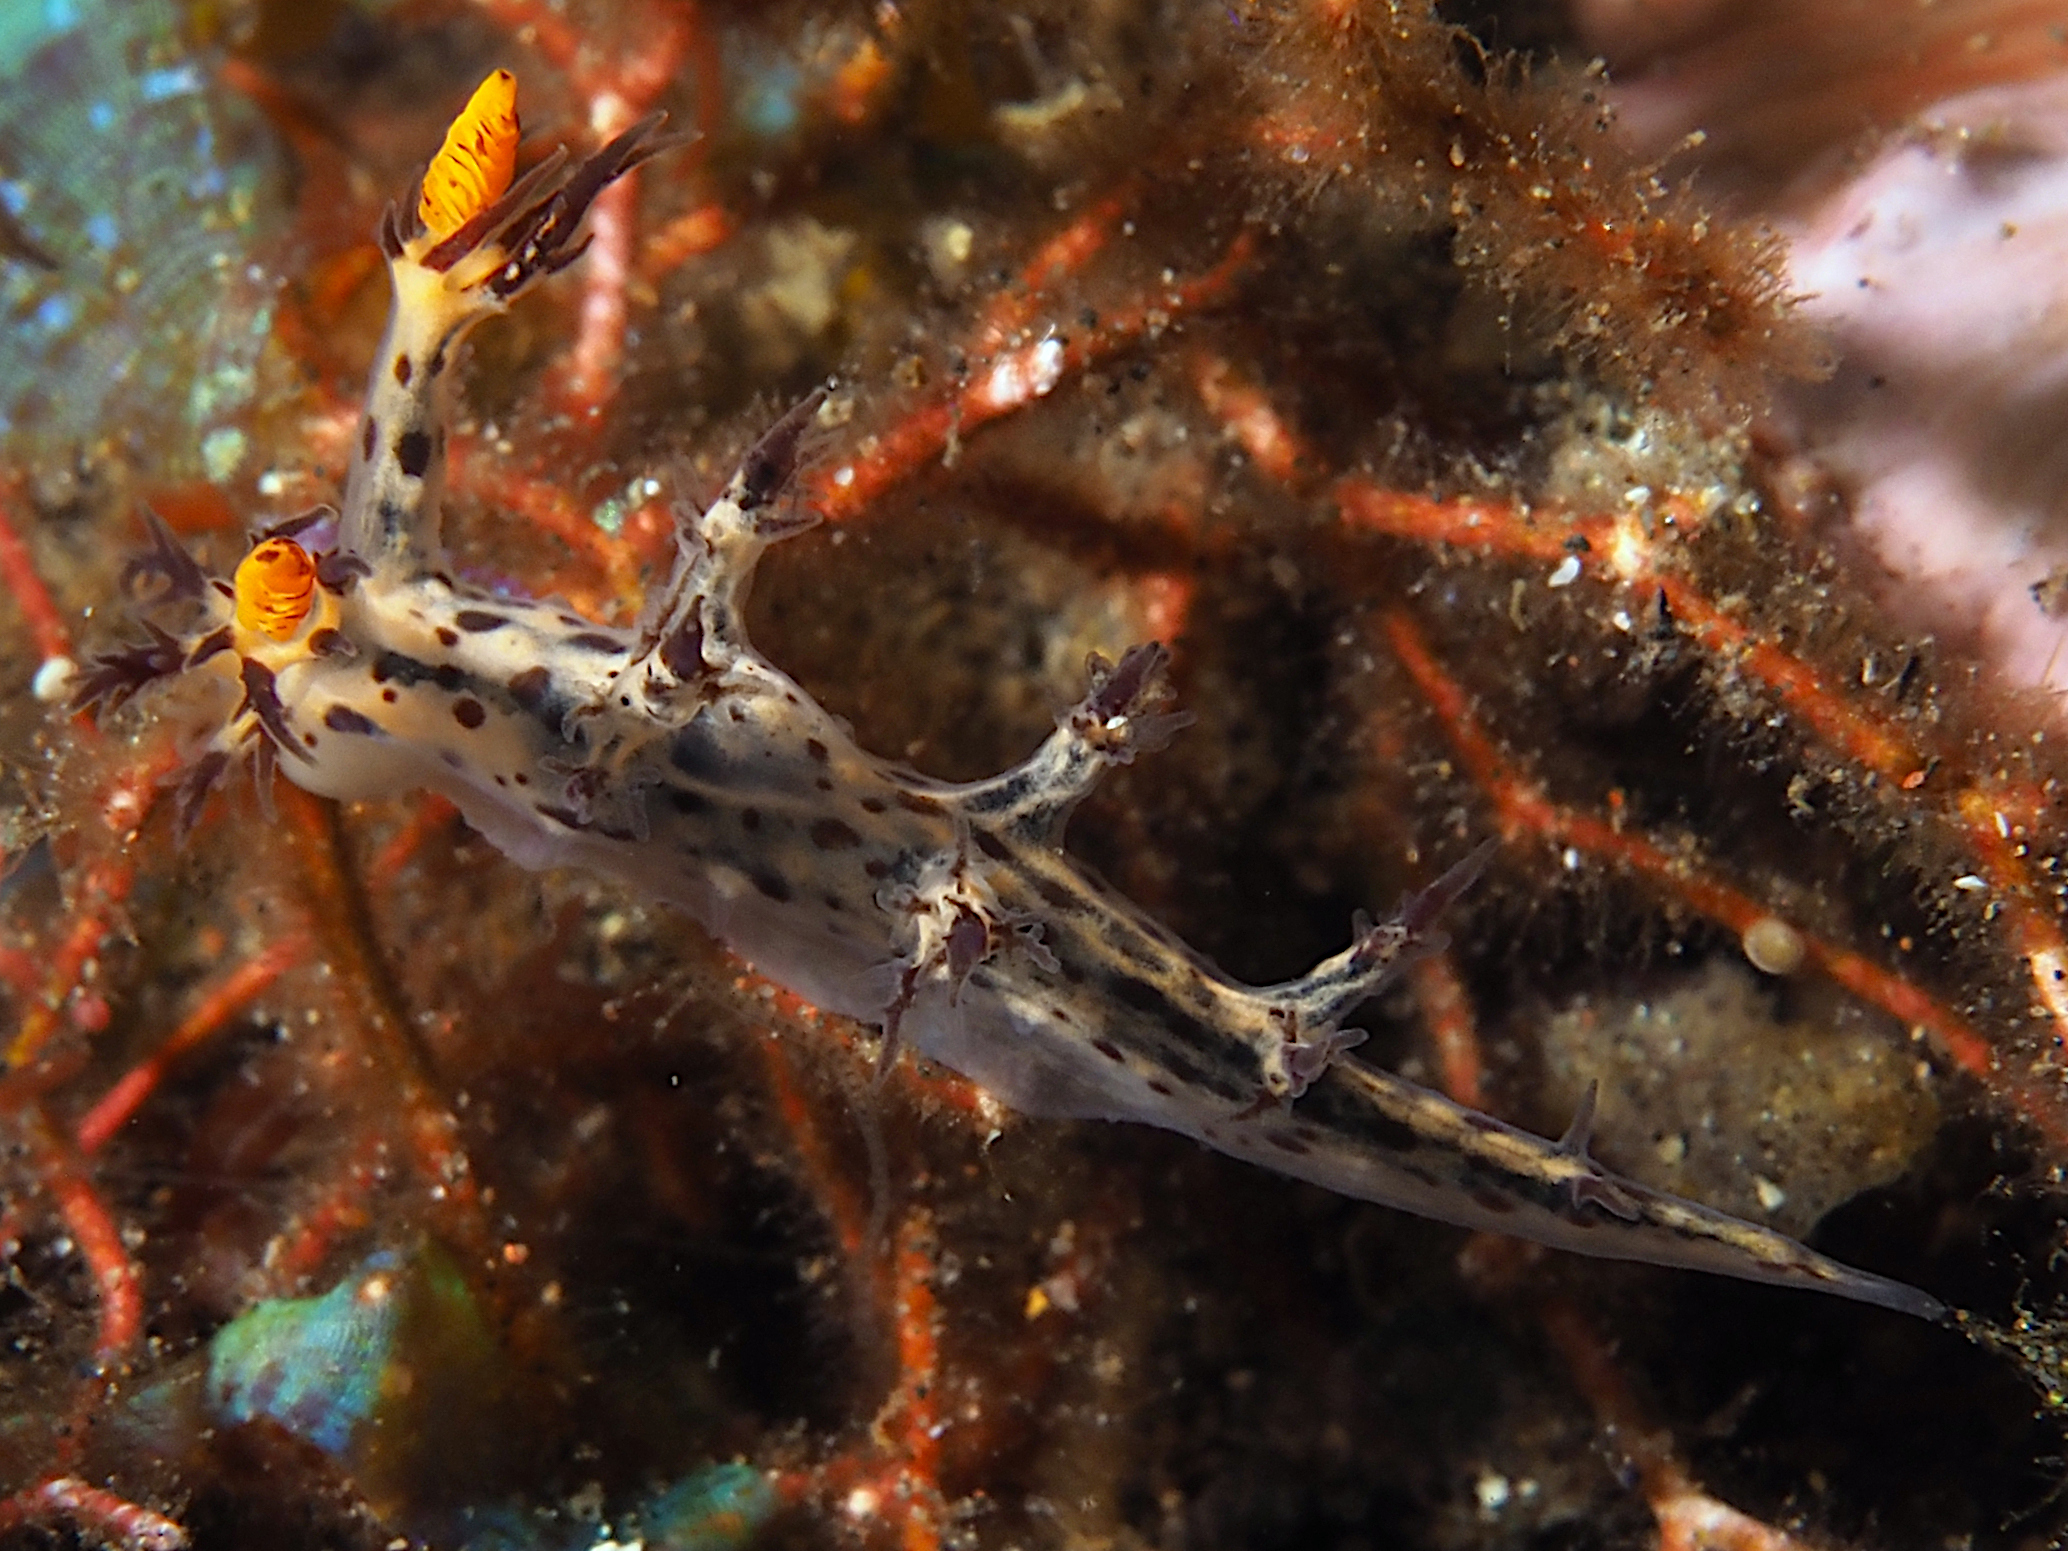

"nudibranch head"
[419, 70, 519, 239]
[233, 537, 318, 641]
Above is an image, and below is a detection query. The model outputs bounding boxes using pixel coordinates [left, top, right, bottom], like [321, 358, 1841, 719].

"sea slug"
[79, 73, 1945, 1322]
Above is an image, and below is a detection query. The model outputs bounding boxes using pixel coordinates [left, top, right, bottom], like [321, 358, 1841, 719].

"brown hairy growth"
[1234, 2, 1811, 415]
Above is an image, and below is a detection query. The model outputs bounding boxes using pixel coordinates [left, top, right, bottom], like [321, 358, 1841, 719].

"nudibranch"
[79, 75, 1944, 1321]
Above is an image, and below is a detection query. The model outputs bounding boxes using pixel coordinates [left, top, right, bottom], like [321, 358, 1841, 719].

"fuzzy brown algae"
[79, 74, 1944, 1323]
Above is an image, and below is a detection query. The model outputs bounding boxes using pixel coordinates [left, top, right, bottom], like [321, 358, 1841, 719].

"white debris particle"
[31, 656, 75, 703]
[1753, 1175, 1788, 1213]
[1474, 1470, 1512, 1516]
[1741, 916, 1807, 976]
[1547, 554, 1582, 587]
[1952, 874, 1987, 891]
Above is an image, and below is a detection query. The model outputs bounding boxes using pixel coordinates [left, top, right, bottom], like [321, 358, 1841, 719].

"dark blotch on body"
[1362, 1114, 1423, 1153]
[361, 418, 378, 461]
[393, 354, 413, 386]
[456, 610, 511, 633]
[751, 870, 793, 903]
[810, 818, 860, 850]
[324, 704, 381, 735]
[508, 666, 552, 710]
[373, 650, 464, 694]
[396, 429, 432, 479]
[453, 697, 486, 729]
[1029, 875, 1077, 912]
[668, 721, 730, 781]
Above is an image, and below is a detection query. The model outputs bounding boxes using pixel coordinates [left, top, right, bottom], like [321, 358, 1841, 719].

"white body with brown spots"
[81, 88, 1943, 1321]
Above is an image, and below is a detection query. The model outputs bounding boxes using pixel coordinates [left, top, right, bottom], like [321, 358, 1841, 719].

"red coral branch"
[0, 1477, 186, 1551]
[76, 933, 310, 1156]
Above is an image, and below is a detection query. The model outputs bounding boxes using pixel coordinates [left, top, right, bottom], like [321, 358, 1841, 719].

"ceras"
[78, 72, 1945, 1322]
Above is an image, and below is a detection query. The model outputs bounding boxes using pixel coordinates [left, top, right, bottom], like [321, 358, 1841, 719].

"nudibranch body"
[80, 77, 1944, 1322]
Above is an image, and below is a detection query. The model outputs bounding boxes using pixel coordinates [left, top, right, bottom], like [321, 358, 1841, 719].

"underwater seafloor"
[4, 1, 2068, 1547]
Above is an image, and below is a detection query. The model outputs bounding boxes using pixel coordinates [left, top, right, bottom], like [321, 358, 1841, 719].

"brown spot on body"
[1092, 1038, 1125, 1063]
[1266, 1132, 1312, 1155]
[810, 818, 861, 850]
[436, 626, 459, 647]
[805, 737, 829, 763]
[896, 791, 943, 816]
[972, 829, 1010, 862]
[396, 429, 432, 479]
[453, 697, 486, 729]
[381, 688, 398, 703]
[859, 796, 887, 814]
[752, 870, 793, 902]
[361, 418, 378, 460]
[393, 354, 413, 386]
[1470, 1188, 1517, 1216]
[508, 666, 551, 710]
[741, 808, 761, 832]
[567, 632, 621, 654]
[456, 610, 511, 633]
